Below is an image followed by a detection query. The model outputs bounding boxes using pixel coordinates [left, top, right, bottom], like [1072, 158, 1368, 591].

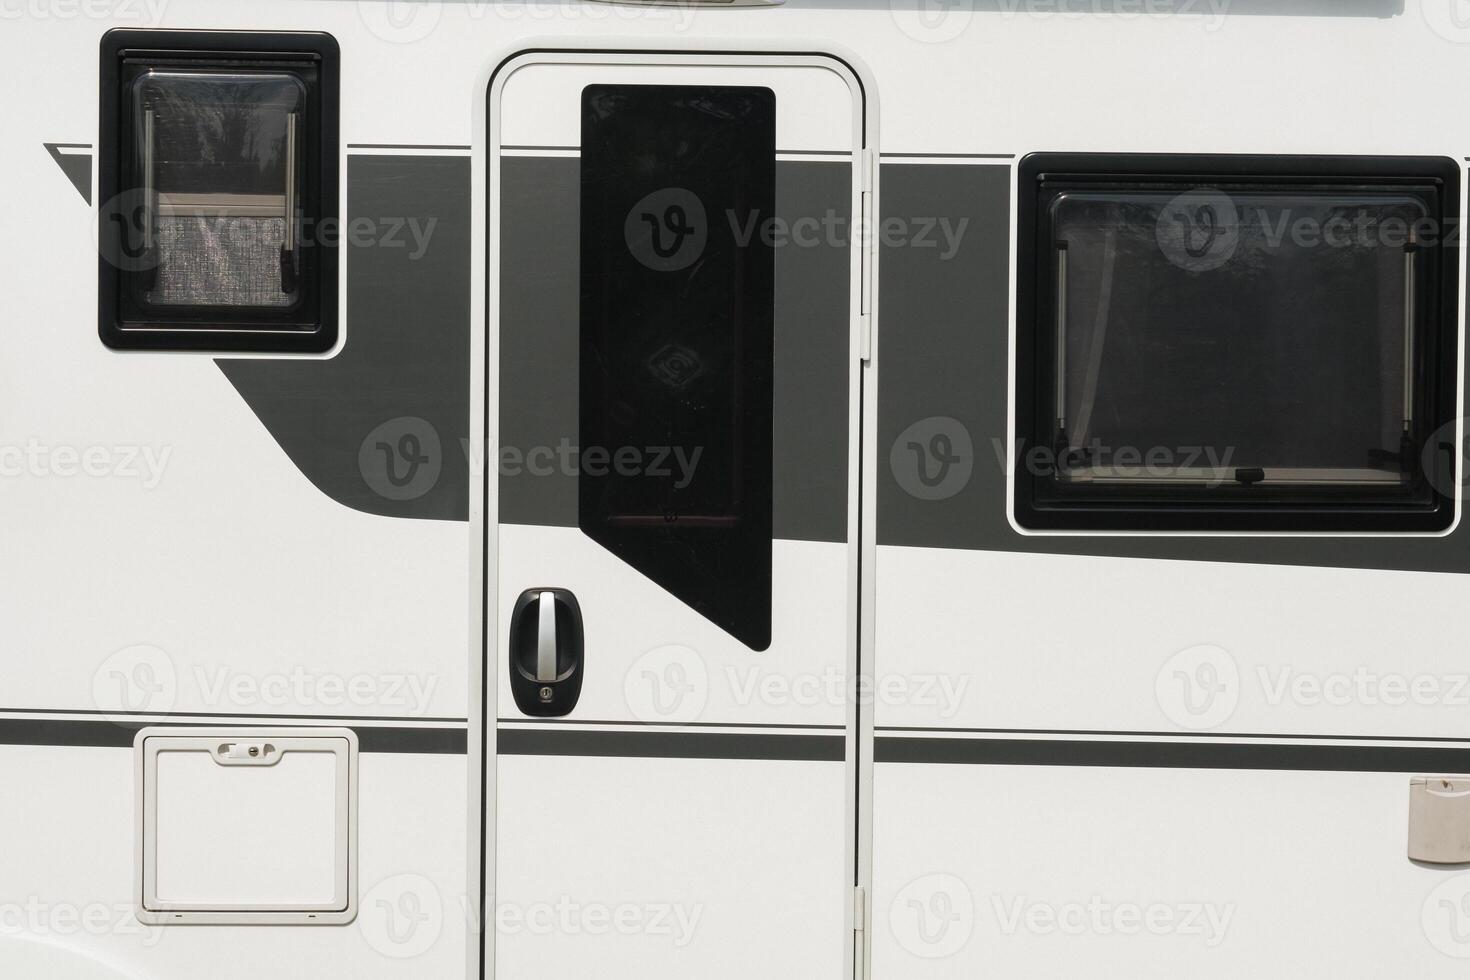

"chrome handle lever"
[535, 590, 558, 682]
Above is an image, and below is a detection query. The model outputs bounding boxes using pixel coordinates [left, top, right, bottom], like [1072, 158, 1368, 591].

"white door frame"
[468, 40, 880, 980]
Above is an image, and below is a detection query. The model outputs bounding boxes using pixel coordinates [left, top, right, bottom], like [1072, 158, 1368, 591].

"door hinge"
[853, 885, 866, 933]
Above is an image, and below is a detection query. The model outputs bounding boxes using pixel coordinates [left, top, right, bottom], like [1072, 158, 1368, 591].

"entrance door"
[486, 50, 867, 980]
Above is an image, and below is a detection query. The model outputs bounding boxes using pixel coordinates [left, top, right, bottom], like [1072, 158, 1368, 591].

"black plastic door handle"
[508, 588, 584, 716]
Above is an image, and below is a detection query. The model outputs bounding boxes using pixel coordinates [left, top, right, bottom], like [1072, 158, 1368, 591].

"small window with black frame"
[98, 30, 339, 353]
[1014, 153, 1460, 532]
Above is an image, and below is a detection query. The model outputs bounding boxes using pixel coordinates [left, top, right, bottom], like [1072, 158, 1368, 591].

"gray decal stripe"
[497, 155, 578, 530]
[498, 727, 844, 762]
[876, 162, 1009, 552]
[875, 736, 1470, 772]
[771, 160, 852, 543]
[45, 142, 92, 204]
[0, 718, 467, 755]
[498, 157, 851, 544]
[875, 161, 1470, 574]
[220, 154, 472, 522]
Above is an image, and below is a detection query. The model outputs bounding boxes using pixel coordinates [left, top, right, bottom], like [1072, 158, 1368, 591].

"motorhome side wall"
[4, 2, 1469, 979]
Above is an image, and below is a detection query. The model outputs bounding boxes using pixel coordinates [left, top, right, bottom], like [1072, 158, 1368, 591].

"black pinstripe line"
[499, 727, 844, 761]
[0, 718, 466, 754]
[0, 706, 467, 724]
[348, 142, 470, 150]
[880, 152, 1015, 159]
[498, 717, 841, 730]
[876, 736, 1470, 771]
[878, 725, 1470, 743]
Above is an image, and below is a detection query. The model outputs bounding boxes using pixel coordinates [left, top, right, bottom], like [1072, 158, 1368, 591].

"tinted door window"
[579, 84, 776, 649]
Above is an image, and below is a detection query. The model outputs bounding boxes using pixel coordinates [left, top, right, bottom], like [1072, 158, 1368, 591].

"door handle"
[509, 587, 584, 716]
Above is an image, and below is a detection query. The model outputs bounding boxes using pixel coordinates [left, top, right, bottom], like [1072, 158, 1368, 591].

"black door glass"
[579, 84, 775, 650]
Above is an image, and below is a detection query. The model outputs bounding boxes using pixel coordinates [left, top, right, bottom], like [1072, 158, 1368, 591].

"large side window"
[579, 84, 775, 650]
[99, 30, 339, 353]
[1015, 153, 1460, 532]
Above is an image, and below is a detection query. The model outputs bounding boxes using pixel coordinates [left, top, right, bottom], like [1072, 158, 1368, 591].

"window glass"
[579, 83, 775, 650]
[1051, 189, 1424, 486]
[1016, 156, 1459, 531]
[133, 71, 304, 308]
[137, 72, 303, 196]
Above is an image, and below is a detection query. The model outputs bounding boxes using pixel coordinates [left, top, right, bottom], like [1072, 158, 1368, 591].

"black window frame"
[1015, 152, 1461, 533]
[98, 29, 340, 353]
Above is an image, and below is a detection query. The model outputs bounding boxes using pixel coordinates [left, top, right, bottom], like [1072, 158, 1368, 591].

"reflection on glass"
[1045, 187, 1433, 495]
[131, 71, 304, 308]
